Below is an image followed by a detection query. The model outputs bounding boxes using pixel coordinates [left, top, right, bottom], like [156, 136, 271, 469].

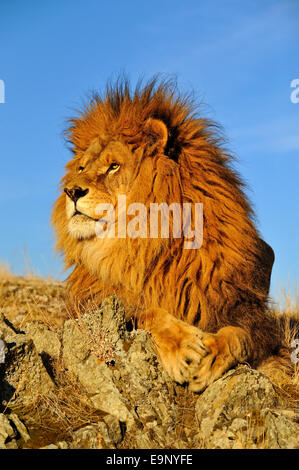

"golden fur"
[52, 77, 289, 392]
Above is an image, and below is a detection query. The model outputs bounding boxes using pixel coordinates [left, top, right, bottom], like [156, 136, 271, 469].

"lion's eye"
[78, 166, 85, 173]
[107, 163, 120, 173]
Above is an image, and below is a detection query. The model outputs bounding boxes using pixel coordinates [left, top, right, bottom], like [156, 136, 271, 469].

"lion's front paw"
[170, 328, 209, 384]
[168, 330, 234, 392]
[152, 322, 209, 385]
[187, 329, 248, 392]
[155, 326, 242, 393]
[185, 333, 229, 392]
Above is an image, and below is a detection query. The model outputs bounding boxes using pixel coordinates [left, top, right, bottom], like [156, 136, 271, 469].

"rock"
[261, 410, 299, 449]
[0, 312, 24, 342]
[0, 413, 18, 449]
[0, 413, 30, 449]
[41, 441, 69, 449]
[40, 418, 123, 449]
[62, 300, 134, 427]
[9, 413, 30, 443]
[49, 425, 105, 449]
[194, 366, 299, 449]
[102, 414, 123, 446]
[62, 296, 178, 446]
[0, 314, 55, 409]
[39, 441, 70, 449]
[195, 366, 279, 434]
[113, 330, 178, 447]
[23, 322, 61, 359]
[71, 423, 112, 449]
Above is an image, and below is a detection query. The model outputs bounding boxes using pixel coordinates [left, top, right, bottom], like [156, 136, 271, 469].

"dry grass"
[15, 360, 107, 448]
[264, 287, 299, 405]
[0, 263, 68, 329]
[0, 263, 15, 280]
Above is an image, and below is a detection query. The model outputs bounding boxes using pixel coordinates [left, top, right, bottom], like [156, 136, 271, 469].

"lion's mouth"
[68, 207, 111, 240]
[72, 210, 99, 221]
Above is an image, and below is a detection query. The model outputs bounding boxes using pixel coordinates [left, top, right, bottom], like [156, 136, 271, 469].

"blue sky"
[0, 0, 298, 302]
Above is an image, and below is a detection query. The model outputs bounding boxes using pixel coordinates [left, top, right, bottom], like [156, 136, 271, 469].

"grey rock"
[195, 366, 299, 448]
[0, 315, 55, 409]
[40, 420, 121, 449]
[23, 322, 61, 359]
[70, 425, 105, 449]
[0, 413, 30, 449]
[249, 409, 299, 449]
[40, 444, 59, 449]
[67, 419, 123, 449]
[0, 312, 24, 342]
[0, 413, 18, 449]
[62, 307, 134, 427]
[196, 366, 279, 434]
[102, 414, 123, 446]
[62, 296, 178, 447]
[41, 441, 69, 449]
[9, 413, 30, 442]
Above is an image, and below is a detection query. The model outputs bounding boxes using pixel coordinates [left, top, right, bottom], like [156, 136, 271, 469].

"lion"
[52, 77, 292, 392]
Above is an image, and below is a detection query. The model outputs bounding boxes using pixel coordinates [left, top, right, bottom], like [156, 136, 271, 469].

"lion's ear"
[144, 118, 168, 151]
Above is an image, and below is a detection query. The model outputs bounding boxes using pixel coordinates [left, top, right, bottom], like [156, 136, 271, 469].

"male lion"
[52, 78, 290, 392]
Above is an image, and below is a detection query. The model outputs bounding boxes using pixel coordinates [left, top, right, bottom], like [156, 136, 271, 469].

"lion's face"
[55, 117, 171, 252]
[63, 138, 139, 240]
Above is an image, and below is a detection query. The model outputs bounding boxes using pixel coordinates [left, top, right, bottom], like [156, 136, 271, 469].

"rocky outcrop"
[0, 296, 298, 449]
[0, 314, 55, 409]
[194, 366, 299, 448]
[61, 297, 179, 448]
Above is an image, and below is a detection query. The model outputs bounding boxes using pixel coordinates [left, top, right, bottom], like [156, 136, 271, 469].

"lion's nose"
[64, 186, 89, 202]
